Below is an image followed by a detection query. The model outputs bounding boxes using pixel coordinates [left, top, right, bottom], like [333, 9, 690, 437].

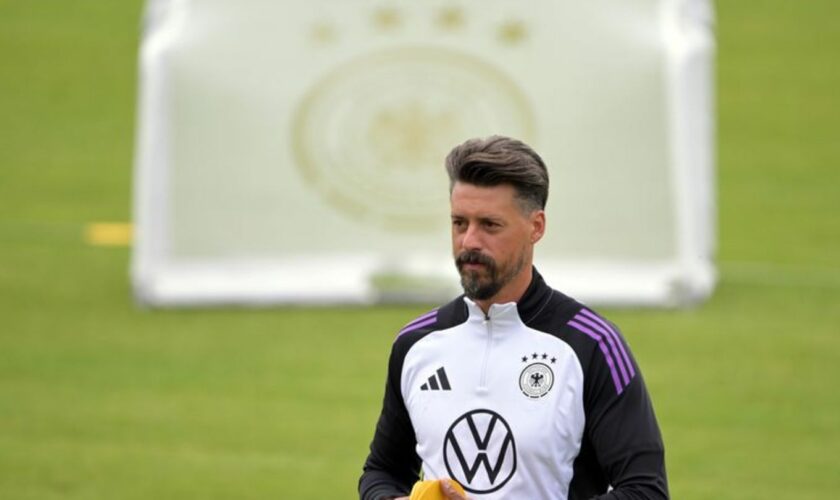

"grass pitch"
[1, 1, 839, 498]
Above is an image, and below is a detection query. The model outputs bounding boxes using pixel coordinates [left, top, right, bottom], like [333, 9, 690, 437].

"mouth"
[460, 262, 486, 272]
[456, 251, 495, 274]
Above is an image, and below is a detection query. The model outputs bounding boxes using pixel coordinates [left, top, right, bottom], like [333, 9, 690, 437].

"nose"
[460, 223, 482, 252]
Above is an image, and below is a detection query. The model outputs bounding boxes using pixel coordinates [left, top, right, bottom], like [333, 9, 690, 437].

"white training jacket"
[360, 269, 668, 500]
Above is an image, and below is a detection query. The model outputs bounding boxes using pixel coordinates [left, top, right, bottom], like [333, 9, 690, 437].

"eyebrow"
[451, 214, 504, 224]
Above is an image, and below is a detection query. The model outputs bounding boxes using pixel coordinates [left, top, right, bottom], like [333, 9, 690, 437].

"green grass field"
[1, 1, 839, 498]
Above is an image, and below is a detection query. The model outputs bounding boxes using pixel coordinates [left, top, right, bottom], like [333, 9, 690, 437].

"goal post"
[132, 0, 716, 307]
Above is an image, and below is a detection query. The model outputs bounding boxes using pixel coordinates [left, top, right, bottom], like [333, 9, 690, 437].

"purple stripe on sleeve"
[568, 320, 624, 394]
[579, 309, 636, 378]
[574, 314, 632, 385]
[397, 316, 438, 338]
[402, 310, 438, 330]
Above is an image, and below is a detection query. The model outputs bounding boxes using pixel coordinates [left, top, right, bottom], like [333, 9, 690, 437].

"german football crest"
[519, 362, 554, 398]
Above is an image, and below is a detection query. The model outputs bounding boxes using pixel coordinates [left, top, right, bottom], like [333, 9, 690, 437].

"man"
[359, 136, 668, 500]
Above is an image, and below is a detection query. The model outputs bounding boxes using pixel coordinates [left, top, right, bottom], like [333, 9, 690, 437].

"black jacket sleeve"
[358, 338, 421, 500]
[582, 320, 669, 500]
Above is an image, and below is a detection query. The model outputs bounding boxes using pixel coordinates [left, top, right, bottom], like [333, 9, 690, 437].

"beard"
[455, 250, 525, 301]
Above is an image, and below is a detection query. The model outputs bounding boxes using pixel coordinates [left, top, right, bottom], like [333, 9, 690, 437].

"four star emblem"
[522, 353, 556, 364]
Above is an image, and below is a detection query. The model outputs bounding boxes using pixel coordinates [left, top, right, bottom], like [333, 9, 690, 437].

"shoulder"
[391, 296, 468, 356]
[528, 291, 637, 396]
[565, 307, 637, 396]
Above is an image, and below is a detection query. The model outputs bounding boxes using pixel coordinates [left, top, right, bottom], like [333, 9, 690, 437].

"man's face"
[450, 182, 544, 301]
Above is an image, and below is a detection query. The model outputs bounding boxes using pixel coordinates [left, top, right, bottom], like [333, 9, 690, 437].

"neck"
[475, 266, 533, 315]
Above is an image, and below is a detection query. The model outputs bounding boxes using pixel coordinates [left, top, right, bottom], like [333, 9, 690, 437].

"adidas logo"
[420, 367, 451, 391]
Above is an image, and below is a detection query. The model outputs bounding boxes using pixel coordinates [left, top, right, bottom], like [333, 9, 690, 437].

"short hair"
[445, 135, 549, 212]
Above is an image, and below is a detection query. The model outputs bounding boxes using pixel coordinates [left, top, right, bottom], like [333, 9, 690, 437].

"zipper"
[478, 313, 492, 393]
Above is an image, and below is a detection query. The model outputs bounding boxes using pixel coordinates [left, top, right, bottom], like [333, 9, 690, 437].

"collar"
[515, 267, 554, 323]
[461, 267, 554, 325]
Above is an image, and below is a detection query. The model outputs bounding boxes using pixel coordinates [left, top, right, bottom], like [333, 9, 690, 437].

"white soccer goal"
[132, 0, 716, 307]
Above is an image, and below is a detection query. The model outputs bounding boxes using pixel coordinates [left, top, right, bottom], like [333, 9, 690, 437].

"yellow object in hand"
[409, 479, 466, 499]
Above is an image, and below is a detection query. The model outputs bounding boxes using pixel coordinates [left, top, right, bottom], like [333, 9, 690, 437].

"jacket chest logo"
[420, 366, 451, 391]
[519, 352, 556, 398]
[443, 409, 517, 494]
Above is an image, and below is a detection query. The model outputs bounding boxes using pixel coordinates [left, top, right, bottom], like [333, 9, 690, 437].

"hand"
[440, 479, 468, 499]
[394, 479, 468, 500]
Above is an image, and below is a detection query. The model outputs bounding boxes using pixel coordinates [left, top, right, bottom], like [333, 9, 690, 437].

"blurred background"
[131, 0, 716, 308]
[1, 1, 838, 498]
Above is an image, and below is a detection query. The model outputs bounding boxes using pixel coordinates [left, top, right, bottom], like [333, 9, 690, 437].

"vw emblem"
[443, 409, 516, 494]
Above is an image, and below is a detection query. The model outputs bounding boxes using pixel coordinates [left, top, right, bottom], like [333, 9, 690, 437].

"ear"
[529, 210, 546, 244]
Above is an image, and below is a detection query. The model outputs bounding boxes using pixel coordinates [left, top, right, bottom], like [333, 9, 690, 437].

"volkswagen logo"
[443, 409, 517, 494]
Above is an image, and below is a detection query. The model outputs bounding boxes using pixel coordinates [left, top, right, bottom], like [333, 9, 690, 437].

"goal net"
[132, 0, 716, 307]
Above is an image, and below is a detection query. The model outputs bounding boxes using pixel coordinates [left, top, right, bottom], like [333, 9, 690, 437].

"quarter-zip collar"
[515, 267, 554, 324]
[463, 297, 523, 331]
[463, 267, 554, 324]
[460, 267, 553, 329]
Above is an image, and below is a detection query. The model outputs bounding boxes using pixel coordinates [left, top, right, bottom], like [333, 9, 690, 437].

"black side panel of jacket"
[526, 289, 668, 500]
[358, 301, 466, 500]
[581, 341, 668, 500]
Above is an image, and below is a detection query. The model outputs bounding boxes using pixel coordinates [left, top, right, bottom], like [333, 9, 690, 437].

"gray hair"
[444, 135, 549, 212]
